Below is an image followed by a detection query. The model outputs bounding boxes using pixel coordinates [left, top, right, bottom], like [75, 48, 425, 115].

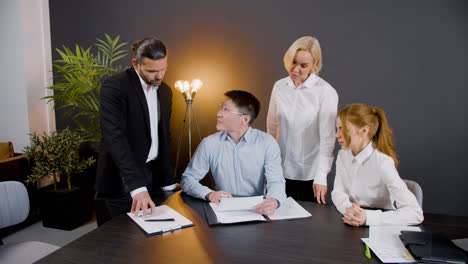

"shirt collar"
[221, 126, 253, 143]
[134, 68, 158, 92]
[286, 73, 318, 89]
[353, 141, 375, 164]
[241, 126, 253, 143]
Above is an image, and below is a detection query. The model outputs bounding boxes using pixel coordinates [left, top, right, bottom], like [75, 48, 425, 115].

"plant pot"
[71, 164, 97, 223]
[39, 186, 91, 230]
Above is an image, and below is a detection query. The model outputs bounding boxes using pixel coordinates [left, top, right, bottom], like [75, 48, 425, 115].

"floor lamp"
[173, 79, 203, 178]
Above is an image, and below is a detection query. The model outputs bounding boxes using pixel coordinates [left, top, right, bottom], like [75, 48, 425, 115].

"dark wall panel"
[49, 0, 468, 216]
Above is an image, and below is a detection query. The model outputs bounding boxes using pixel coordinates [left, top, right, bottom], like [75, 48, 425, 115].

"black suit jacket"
[95, 68, 174, 195]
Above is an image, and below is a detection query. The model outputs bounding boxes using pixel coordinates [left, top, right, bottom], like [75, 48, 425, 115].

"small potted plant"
[38, 35, 128, 225]
[24, 128, 96, 230]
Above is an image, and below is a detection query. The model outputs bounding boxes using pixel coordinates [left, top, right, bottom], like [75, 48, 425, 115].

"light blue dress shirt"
[181, 127, 286, 204]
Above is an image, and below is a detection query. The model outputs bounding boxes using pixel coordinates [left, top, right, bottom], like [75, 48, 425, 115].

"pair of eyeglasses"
[218, 104, 247, 116]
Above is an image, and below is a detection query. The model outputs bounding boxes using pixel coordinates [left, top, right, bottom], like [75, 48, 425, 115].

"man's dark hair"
[224, 90, 260, 125]
[131, 37, 167, 63]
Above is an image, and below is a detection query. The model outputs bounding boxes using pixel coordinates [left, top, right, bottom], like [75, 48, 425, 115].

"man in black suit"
[95, 38, 176, 221]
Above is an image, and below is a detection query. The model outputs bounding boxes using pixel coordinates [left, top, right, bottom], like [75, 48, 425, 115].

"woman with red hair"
[332, 104, 423, 226]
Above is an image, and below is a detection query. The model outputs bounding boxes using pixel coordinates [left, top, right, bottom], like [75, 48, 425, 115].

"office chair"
[403, 179, 423, 207]
[0, 181, 59, 263]
[0, 141, 28, 182]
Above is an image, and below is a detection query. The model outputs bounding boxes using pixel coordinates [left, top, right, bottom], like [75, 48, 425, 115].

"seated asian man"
[181, 90, 286, 216]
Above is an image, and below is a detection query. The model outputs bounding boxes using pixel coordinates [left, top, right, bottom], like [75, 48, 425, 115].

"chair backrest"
[403, 179, 423, 207]
[0, 181, 30, 229]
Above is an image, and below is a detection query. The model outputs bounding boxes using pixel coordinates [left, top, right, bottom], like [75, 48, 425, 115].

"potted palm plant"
[43, 34, 128, 145]
[24, 128, 96, 230]
[30, 35, 128, 229]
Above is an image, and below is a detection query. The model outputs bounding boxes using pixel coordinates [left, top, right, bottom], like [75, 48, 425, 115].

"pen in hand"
[144, 218, 175, 222]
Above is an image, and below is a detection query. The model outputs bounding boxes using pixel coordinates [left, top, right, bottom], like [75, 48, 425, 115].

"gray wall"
[49, 0, 468, 216]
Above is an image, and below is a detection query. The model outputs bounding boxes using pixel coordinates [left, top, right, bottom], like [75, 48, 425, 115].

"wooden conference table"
[37, 191, 468, 263]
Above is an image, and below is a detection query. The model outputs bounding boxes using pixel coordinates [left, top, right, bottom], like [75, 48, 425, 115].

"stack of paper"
[209, 196, 312, 224]
[127, 205, 193, 235]
[269, 197, 312, 220]
[210, 196, 266, 224]
[216, 196, 263, 211]
[362, 225, 421, 263]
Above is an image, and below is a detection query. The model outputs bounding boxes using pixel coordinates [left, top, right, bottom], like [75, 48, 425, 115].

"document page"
[452, 238, 468, 252]
[217, 196, 264, 211]
[369, 225, 421, 247]
[210, 202, 266, 224]
[362, 225, 421, 263]
[268, 197, 311, 220]
[127, 205, 193, 235]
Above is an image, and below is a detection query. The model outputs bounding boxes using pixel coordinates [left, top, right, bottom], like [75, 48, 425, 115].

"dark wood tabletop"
[36, 191, 468, 264]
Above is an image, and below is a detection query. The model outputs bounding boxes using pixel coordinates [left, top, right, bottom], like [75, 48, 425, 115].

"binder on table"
[127, 205, 194, 236]
[400, 231, 468, 264]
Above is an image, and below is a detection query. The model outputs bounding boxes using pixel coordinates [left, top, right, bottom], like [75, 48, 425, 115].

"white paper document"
[269, 197, 312, 220]
[362, 225, 421, 263]
[209, 196, 311, 224]
[210, 202, 266, 224]
[217, 196, 264, 211]
[452, 238, 468, 252]
[127, 205, 193, 235]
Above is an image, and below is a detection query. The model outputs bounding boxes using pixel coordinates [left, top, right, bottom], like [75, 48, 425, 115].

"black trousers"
[285, 178, 316, 202]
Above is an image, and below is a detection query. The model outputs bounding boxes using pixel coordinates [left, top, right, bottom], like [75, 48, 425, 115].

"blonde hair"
[283, 36, 322, 74]
[338, 104, 399, 167]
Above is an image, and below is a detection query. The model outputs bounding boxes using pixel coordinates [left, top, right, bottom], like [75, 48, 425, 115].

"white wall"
[0, 0, 54, 152]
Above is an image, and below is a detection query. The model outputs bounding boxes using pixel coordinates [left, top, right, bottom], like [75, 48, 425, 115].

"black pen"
[144, 218, 175, 222]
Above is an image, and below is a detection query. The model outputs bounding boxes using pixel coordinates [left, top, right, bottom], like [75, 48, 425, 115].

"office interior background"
[1, 0, 467, 217]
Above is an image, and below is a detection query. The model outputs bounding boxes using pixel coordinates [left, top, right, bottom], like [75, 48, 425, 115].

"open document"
[269, 197, 312, 220]
[209, 196, 311, 224]
[210, 196, 266, 224]
[362, 225, 421, 263]
[128, 205, 193, 236]
[217, 196, 263, 211]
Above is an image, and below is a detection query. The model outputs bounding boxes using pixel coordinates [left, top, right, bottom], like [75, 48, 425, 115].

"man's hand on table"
[131, 191, 156, 218]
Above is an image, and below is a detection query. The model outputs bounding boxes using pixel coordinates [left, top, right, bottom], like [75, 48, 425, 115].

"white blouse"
[331, 142, 424, 226]
[267, 74, 338, 184]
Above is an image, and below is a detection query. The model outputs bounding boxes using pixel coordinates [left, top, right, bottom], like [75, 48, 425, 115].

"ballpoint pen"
[144, 218, 175, 222]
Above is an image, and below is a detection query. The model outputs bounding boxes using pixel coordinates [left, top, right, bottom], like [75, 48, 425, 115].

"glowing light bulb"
[175, 80, 184, 93]
[175, 78, 203, 101]
[182, 81, 190, 93]
[190, 79, 203, 93]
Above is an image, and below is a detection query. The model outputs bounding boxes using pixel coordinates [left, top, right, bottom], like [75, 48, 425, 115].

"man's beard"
[138, 69, 162, 86]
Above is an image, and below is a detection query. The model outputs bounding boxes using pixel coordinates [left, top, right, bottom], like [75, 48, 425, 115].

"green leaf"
[55, 48, 70, 62]
[110, 54, 128, 63]
[111, 35, 119, 48]
[43, 33, 127, 144]
[114, 42, 127, 50]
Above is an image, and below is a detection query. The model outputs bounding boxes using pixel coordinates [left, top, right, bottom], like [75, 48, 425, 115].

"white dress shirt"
[331, 142, 424, 226]
[130, 70, 159, 197]
[267, 74, 338, 185]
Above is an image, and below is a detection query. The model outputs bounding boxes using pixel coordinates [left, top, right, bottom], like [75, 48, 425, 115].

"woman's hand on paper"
[343, 202, 366, 226]
[313, 183, 328, 204]
[206, 190, 232, 204]
[254, 198, 278, 216]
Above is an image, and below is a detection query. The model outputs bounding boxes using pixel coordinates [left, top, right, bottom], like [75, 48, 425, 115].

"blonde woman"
[332, 104, 423, 226]
[267, 36, 338, 203]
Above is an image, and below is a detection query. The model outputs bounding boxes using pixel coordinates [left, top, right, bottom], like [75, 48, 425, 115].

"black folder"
[400, 231, 468, 264]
